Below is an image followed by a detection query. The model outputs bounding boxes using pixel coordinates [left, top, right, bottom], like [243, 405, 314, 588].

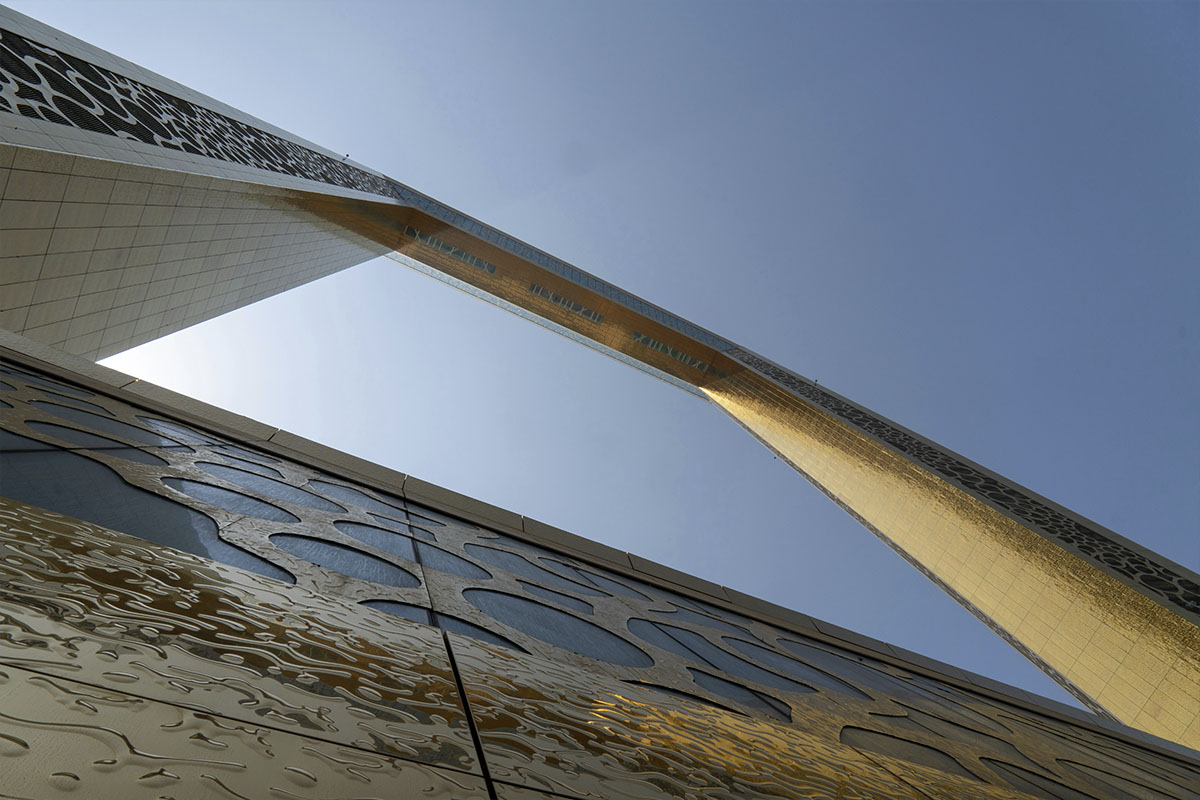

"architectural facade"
[0, 6, 1197, 798]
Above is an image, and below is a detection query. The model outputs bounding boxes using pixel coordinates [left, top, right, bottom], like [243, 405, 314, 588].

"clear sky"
[11, 0, 1197, 711]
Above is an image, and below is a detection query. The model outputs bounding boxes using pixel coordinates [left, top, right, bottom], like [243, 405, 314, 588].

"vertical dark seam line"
[407, 514, 436, 628]
[658, 623, 721, 672]
[443, 630, 500, 800]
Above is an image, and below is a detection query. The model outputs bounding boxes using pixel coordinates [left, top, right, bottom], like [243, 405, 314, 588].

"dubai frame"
[0, 6, 1197, 799]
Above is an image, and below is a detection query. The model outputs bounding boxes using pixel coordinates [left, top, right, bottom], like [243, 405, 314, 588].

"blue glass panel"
[136, 416, 220, 445]
[897, 707, 1041, 770]
[406, 523, 438, 540]
[24, 421, 167, 466]
[687, 669, 791, 722]
[213, 443, 281, 464]
[778, 636, 1006, 730]
[436, 613, 525, 652]
[162, 478, 299, 523]
[408, 502, 473, 529]
[625, 682, 742, 716]
[776, 636, 907, 694]
[0, 432, 282, 580]
[533, 549, 657, 602]
[415, 542, 491, 580]
[723, 637, 871, 700]
[488, 533, 559, 559]
[407, 508, 448, 528]
[30, 388, 115, 416]
[270, 534, 421, 588]
[517, 581, 594, 615]
[655, 589, 756, 627]
[653, 603, 752, 638]
[901, 675, 1015, 736]
[559, 562, 651, 600]
[195, 535, 294, 584]
[333, 521, 417, 563]
[0, 381, 15, 391]
[627, 618, 697, 661]
[366, 512, 426, 537]
[1055, 760, 1182, 800]
[0, 364, 94, 397]
[495, 540, 651, 598]
[464, 589, 652, 667]
[360, 600, 432, 626]
[31, 401, 187, 448]
[464, 544, 608, 596]
[310, 479, 405, 517]
[632, 620, 814, 694]
[196, 462, 344, 513]
[0, 400, 10, 408]
[215, 453, 284, 478]
[843, 728, 980, 782]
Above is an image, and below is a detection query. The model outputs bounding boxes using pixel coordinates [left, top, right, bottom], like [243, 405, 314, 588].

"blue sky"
[12, 0, 1197, 710]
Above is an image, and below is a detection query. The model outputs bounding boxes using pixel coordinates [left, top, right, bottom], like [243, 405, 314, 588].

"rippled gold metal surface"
[0, 497, 479, 772]
[0, 659, 488, 800]
[449, 632, 1090, 800]
[702, 372, 1200, 750]
[4, 359, 1199, 800]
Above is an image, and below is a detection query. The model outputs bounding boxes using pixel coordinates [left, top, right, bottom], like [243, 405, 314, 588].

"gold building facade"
[0, 6, 1197, 798]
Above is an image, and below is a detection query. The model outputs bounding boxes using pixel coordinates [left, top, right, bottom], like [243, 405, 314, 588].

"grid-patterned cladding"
[0, 144, 388, 359]
[725, 347, 1200, 620]
[703, 368, 1200, 749]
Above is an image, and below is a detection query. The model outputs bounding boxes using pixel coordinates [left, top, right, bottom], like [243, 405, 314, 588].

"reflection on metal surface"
[0, 660, 489, 800]
[449, 633, 1046, 800]
[0, 360, 1198, 798]
[0, 497, 478, 772]
[702, 373, 1200, 749]
[441, 624, 1196, 800]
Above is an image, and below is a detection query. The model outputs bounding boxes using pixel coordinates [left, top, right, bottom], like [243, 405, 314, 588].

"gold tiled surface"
[702, 372, 1200, 750]
[0, 497, 479, 772]
[378, 213, 742, 392]
[0, 143, 389, 360]
[0, 659, 488, 800]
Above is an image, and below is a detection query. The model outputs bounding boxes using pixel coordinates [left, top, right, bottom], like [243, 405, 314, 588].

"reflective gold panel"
[0, 659, 488, 800]
[702, 370, 1200, 750]
[0, 496, 479, 772]
[447, 633, 1200, 800]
